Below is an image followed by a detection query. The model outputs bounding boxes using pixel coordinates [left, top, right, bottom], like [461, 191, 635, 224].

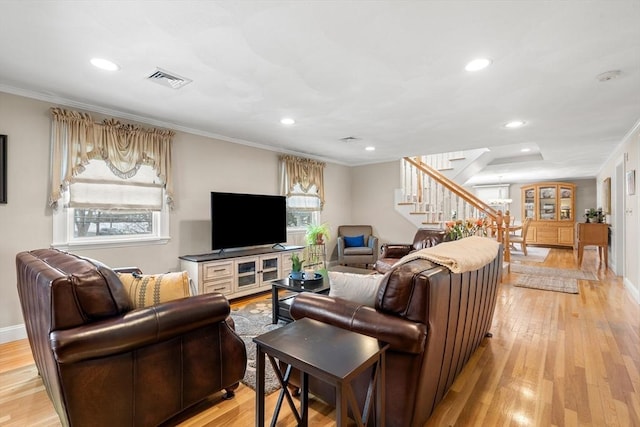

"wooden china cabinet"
[521, 182, 576, 247]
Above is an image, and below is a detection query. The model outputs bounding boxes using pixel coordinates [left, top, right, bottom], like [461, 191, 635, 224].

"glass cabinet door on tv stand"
[235, 257, 259, 291]
[234, 253, 281, 292]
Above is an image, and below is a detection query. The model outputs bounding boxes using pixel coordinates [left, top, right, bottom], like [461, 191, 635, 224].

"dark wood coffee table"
[254, 317, 388, 426]
[271, 277, 330, 324]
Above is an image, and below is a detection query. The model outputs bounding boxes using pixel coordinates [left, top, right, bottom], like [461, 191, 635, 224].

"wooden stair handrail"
[404, 156, 499, 220]
[404, 156, 512, 271]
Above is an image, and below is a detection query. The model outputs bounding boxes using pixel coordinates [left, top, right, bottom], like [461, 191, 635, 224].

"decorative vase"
[289, 271, 303, 280]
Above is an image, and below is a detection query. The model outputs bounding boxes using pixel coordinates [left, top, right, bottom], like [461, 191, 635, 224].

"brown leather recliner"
[289, 246, 503, 427]
[374, 228, 450, 273]
[16, 248, 247, 427]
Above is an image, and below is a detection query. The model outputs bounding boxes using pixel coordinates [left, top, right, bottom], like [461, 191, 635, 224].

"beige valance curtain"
[279, 155, 325, 209]
[49, 107, 175, 208]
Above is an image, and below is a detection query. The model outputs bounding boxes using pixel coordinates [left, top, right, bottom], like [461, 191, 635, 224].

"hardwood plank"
[1, 247, 638, 426]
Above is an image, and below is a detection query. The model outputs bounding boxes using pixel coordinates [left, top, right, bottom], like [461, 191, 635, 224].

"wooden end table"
[271, 277, 330, 324]
[254, 317, 388, 426]
[575, 222, 608, 268]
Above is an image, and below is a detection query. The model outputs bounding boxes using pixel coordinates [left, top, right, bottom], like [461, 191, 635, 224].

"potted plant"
[305, 222, 331, 245]
[585, 208, 597, 223]
[290, 253, 304, 279]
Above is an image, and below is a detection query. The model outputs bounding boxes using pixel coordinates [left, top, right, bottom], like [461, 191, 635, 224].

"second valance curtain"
[279, 155, 325, 211]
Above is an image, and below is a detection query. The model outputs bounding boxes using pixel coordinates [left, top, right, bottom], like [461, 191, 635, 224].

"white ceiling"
[1, 1, 639, 185]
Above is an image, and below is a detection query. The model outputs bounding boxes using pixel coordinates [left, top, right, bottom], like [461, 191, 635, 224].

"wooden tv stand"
[179, 245, 304, 300]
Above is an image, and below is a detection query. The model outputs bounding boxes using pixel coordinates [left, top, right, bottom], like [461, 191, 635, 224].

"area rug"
[509, 246, 550, 263]
[230, 298, 285, 394]
[510, 264, 597, 281]
[512, 274, 579, 294]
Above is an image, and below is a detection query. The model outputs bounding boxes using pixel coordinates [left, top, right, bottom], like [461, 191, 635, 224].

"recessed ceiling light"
[90, 57, 119, 71]
[280, 118, 295, 125]
[365, 146, 375, 151]
[521, 148, 531, 152]
[465, 58, 492, 72]
[505, 120, 526, 128]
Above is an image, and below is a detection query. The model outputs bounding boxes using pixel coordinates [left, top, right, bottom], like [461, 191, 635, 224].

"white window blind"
[286, 183, 321, 211]
[69, 161, 163, 210]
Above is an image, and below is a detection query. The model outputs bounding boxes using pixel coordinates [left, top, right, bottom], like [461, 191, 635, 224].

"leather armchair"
[16, 248, 247, 427]
[375, 228, 450, 273]
[337, 224, 379, 267]
[289, 247, 503, 427]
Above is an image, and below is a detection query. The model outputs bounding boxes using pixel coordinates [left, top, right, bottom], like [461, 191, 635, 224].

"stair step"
[410, 211, 426, 215]
[397, 202, 414, 206]
[448, 157, 466, 161]
[437, 167, 454, 171]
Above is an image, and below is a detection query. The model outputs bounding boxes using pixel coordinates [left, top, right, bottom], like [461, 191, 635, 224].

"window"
[49, 108, 174, 249]
[279, 155, 325, 230]
[53, 160, 170, 249]
[286, 183, 321, 229]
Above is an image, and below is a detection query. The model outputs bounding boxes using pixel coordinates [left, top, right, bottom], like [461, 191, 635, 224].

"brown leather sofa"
[375, 227, 450, 273]
[16, 248, 247, 427]
[289, 246, 502, 427]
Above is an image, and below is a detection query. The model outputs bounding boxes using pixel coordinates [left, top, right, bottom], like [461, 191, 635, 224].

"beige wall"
[0, 91, 353, 338]
[350, 161, 417, 246]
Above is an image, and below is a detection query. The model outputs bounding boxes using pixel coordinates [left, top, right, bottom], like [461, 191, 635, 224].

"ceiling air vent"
[146, 68, 192, 89]
[339, 136, 360, 143]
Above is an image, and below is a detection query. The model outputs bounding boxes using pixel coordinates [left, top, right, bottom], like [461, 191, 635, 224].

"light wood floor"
[1, 248, 638, 426]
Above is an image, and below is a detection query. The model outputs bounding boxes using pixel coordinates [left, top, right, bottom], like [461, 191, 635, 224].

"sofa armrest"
[290, 293, 426, 354]
[337, 236, 346, 257]
[51, 293, 231, 363]
[380, 243, 413, 259]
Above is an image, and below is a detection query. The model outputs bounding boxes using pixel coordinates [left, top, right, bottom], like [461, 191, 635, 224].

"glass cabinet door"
[559, 186, 573, 220]
[260, 255, 280, 283]
[236, 258, 258, 289]
[523, 188, 535, 219]
[538, 186, 556, 220]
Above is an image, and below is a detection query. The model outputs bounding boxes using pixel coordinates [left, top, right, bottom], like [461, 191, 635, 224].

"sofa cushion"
[412, 228, 450, 251]
[376, 259, 441, 323]
[344, 246, 373, 255]
[27, 249, 133, 325]
[66, 268, 132, 321]
[344, 234, 365, 247]
[118, 271, 190, 308]
[328, 271, 384, 307]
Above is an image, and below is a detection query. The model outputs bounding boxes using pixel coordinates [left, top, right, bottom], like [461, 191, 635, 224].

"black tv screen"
[211, 191, 287, 251]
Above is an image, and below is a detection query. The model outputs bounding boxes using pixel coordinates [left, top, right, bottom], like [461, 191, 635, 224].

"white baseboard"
[0, 324, 27, 344]
[624, 278, 640, 304]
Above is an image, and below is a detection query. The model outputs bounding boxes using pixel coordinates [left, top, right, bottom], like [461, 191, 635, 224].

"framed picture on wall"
[0, 135, 6, 204]
[627, 170, 636, 196]
[602, 177, 611, 214]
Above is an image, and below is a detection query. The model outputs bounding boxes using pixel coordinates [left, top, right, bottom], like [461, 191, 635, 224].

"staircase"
[396, 156, 514, 270]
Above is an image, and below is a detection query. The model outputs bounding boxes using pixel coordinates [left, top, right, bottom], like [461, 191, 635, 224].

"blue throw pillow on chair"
[344, 234, 365, 247]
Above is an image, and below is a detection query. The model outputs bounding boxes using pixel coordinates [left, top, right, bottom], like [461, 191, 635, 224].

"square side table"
[254, 317, 388, 426]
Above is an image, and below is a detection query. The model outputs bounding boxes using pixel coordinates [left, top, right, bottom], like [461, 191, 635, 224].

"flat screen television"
[211, 191, 287, 251]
